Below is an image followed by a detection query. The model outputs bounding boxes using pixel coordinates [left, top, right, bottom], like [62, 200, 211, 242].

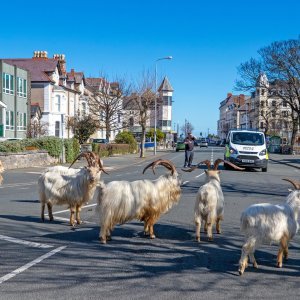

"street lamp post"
[154, 56, 172, 155]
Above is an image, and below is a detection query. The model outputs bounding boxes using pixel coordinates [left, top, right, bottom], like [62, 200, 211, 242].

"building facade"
[0, 60, 29, 139]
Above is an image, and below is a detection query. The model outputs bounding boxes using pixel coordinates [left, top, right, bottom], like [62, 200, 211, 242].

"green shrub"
[0, 141, 25, 153]
[64, 138, 80, 163]
[115, 131, 137, 152]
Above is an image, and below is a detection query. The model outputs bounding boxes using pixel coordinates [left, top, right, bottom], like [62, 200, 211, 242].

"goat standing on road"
[96, 159, 181, 243]
[38, 152, 107, 226]
[238, 178, 300, 275]
[183, 159, 244, 242]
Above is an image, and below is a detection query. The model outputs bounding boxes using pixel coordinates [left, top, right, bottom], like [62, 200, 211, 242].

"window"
[271, 122, 276, 129]
[271, 111, 276, 117]
[17, 112, 27, 130]
[5, 110, 14, 130]
[129, 117, 134, 126]
[81, 102, 87, 117]
[54, 95, 61, 112]
[163, 96, 172, 106]
[17, 77, 27, 98]
[55, 121, 60, 137]
[282, 100, 287, 107]
[260, 101, 264, 107]
[272, 101, 276, 107]
[2, 73, 14, 94]
[261, 89, 265, 96]
[282, 111, 288, 117]
[260, 122, 264, 129]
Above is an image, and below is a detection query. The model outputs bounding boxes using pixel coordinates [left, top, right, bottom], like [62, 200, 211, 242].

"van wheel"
[262, 167, 267, 172]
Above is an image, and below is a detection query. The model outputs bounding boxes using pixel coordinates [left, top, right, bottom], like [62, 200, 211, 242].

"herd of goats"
[1, 151, 300, 276]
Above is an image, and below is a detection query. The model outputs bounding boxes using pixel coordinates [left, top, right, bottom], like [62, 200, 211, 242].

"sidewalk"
[269, 153, 300, 170]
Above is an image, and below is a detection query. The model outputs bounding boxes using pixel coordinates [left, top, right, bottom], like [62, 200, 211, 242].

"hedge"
[92, 143, 137, 157]
[0, 137, 80, 163]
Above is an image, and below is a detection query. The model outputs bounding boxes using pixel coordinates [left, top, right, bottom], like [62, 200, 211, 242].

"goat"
[0, 160, 4, 185]
[238, 178, 300, 275]
[183, 159, 244, 242]
[96, 159, 181, 244]
[38, 151, 107, 226]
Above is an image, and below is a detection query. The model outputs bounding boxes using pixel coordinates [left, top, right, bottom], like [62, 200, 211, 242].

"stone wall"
[0, 151, 58, 170]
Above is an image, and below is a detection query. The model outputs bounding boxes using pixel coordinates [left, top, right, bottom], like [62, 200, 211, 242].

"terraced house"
[0, 60, 29, 139]
[3, 51, 86, 139]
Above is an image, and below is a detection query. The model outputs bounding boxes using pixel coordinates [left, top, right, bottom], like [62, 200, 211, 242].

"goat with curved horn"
[96, 159, 181, 243]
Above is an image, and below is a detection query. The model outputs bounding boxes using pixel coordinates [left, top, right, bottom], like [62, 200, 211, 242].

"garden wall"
[0, 151, 58, 170]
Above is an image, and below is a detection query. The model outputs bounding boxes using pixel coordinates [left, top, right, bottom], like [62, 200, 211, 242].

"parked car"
[91, 138, 108, 144]
[199, 138, 208, 148]
[176, 141, 186, 152]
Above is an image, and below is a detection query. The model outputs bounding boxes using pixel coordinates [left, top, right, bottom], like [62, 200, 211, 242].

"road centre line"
[0, 246, 66, 284]
[0, 234, 53, 249]
[195, 172, 205, 178]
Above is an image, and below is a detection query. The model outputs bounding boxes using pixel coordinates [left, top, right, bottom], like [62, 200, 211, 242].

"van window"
[232, 132, 264, 146]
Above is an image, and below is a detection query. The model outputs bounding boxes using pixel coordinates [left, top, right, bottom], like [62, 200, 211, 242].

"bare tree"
[124, 71, 156, 158]
[236, 37, 300, 146]
[180, 121, 194, 137]
[27, 121, 49, 138]
[86, 75, 131, 142]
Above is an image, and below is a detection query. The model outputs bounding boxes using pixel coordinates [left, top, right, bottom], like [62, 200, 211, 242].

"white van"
[224, 129, 268, 172]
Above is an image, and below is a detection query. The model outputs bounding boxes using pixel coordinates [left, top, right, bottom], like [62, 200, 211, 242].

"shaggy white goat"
[0, 160, 4, 185]
[238, 178, 300, 275]
[38, 151, 107, 226]
[183, 159, 244, 242]
[96, 159, 181, 243]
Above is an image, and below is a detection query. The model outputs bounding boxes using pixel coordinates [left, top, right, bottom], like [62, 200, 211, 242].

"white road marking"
[182, 181, 189, 185]
[0, 234, 53, 249]
[0, 246, 66, 284]
[195, 172, 205, 178]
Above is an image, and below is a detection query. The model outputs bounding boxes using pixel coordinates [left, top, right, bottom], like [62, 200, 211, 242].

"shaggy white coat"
[96, 173, 181, 243]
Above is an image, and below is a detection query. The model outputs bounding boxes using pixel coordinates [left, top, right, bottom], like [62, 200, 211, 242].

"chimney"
[53, 54, 66, 76]
[70, 68, 75, 76]
[33, 50, 48, 59]
[227, 92, 232, 98]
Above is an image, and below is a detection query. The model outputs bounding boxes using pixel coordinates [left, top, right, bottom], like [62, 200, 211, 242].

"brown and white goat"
[183, 159, 244, 242]
[38, 151, 107, 226]
[96, 159, 181, 243]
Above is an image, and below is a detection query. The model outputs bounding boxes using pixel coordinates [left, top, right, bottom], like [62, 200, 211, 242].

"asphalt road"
[0, 147, 300, 299]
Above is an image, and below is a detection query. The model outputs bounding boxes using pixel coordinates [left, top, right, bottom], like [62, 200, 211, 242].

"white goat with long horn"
[96, 159, 181, 244]
[238, 178, 300, 275]
[183, 159, 244, 242]
[38, 151, 107, 226]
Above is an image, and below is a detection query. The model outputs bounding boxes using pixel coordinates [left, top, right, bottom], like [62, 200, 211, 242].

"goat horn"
[69, 152, 93, 168]
[89, 152, 109, 175]
[181, 160, 211, 172]
[222, 160, 245, 170]
[143, 159, 164, 175]
[154, 159, 176, 175]
[282, 178, 300, 190]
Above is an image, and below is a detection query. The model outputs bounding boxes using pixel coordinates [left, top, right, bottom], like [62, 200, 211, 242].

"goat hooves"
[208, 237, 213, 242]
[196, 237, 200, 242]
[106, 236, 112, 241]
[99, 237, 107, 244]
[276, 262, 283, 268]
[253, 262, 258, 269]
[150, 235, 156, 239]
[76, 220, 83, 225]
[238, 268, 244, 276]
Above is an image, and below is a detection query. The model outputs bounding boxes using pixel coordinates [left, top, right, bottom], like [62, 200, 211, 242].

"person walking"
[183, 132, 196, 168]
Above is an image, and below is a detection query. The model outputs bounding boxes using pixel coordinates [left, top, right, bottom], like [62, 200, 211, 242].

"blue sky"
[1, 0, 300, 136]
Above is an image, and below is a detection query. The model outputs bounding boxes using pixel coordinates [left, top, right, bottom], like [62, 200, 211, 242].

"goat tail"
[240, 212, 252, 233]
[96, 182, 107, 206]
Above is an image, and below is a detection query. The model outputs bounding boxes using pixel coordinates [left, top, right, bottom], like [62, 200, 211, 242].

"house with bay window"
[0, 59, 29, 139]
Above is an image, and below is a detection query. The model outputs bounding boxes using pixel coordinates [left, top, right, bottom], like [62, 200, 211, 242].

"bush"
[115, 131, 137, 152]
[0, 137, 80, 162]
[64, 138, 80, 163]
